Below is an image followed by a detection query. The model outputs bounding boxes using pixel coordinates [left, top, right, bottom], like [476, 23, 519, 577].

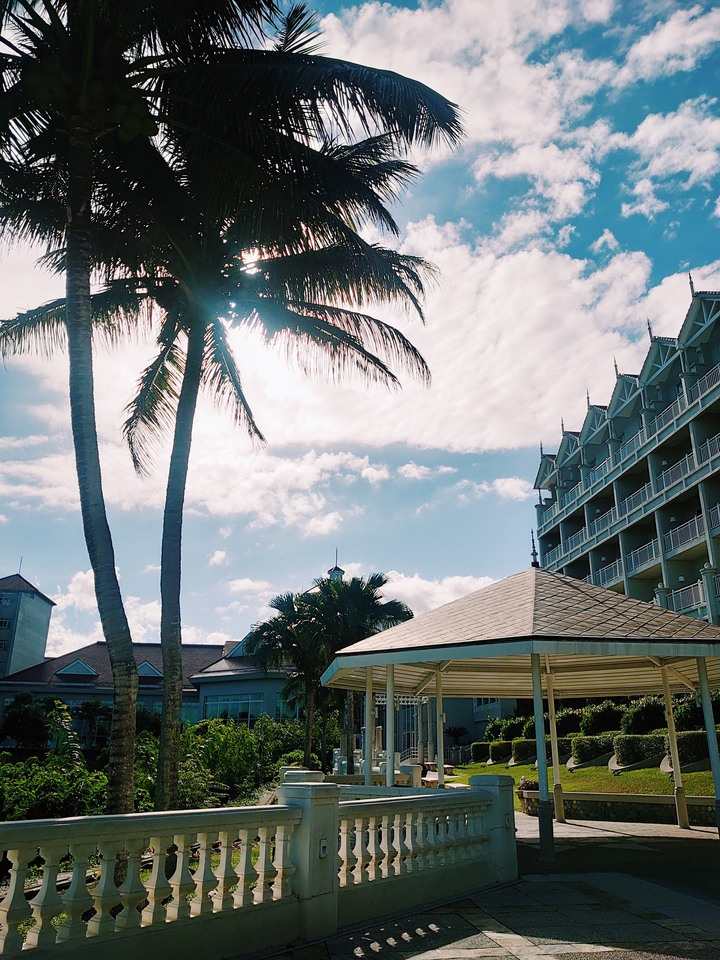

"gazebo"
[321, 568, 720, 859]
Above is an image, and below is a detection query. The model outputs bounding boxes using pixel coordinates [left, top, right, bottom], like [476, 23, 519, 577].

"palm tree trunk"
[156, 315, 204, 809]
[66, 121, 138, 813]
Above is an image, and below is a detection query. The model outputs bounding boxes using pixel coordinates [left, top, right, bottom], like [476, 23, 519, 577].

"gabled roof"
[56, 659, 98, 677]
[190, 655, 293, 684]
[640, 337, 680, 385]
[1, 642, 224, 692]
[322, 568, 720, 698]
[607, 374, 641, 418]
[0, 574, 55, 607]
[579, 405, 609, 444]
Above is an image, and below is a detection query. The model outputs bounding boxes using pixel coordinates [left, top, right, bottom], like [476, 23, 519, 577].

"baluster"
[413, 810, 426, 872]
[213, 830, 238, 912]
[470, 804, 487, 859]
[435, 813, 448, 866]
[167, 833, 196, 921]
[115, 837, 148, 930]
[402, 811, 415, 874]
[0, 846, 33, 954]
[445, 810, 457, 864]
[86, 845, 120, 937]
[24, 842, 67, 948]
[365, 814, 381, 881]
[393, 811, 408, 876]
[351, 816, 369, 886]
[232, 827, 257, 908]
[56, 842, 96, 941]
[424, 812, 437, 868]
[379, 812, 395, 879]
[141, 836, 172, 926]
[253, 826, 277, 904]
[191, 832, 219, 917]
[338, 816, 356, 887]
[454, 810, 467, 862]
[272, 822, 296, 901]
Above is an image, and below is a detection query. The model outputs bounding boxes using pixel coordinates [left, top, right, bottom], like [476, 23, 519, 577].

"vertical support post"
[364, 668, 373, 787]
[417, 698, 425, 764]
[435, 670, 445, 788]
[386, 665, 395, 788]
[661, 666, 689, 828]
[531, 653, 554, 864]
[546, 673, 565, 823]
[427, 699, 435, 762]
[697, 656, 720, 835]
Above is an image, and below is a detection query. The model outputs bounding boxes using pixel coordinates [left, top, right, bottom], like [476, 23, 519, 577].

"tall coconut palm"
[244, 592, 330, 767]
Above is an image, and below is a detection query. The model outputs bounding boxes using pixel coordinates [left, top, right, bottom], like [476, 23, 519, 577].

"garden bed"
[519, 789, 717, 826]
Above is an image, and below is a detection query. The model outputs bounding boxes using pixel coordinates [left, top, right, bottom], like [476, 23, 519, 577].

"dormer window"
[137, 660, 163, 686]
[56, 659, 99, 684]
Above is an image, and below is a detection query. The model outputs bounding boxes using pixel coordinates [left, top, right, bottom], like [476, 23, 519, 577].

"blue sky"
[3, 0, 720, 655]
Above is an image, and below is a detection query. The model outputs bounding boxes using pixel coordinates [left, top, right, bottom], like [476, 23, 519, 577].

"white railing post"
[276, 781, 341, 942]
[469, 775, 517, 883]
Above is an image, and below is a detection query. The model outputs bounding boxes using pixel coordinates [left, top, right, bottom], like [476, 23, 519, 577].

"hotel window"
[204, 692, 264, 725]
[0, 620, 10, 630]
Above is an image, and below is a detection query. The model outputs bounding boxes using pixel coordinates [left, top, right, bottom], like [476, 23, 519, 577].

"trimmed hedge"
[555, 708, 582, 736]
[621, 697, 665, 735]
[571, 733, 617, 763]
[471, 741, 492, 762]
[668, 729, 720, 765]
[489, 740, 512, 762]
[579, 700, 625, 735]
[614, 734, 664, 766]
[511, 738, 536, 763]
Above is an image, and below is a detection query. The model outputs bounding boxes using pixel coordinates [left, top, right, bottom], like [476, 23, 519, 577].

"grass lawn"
[452, 761, 715, 811]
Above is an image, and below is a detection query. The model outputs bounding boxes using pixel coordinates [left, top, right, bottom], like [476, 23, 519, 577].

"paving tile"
[586, 924, 685, 944]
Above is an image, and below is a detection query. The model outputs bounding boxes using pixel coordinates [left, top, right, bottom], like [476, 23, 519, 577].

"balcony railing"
[715, 573, 720, 598]
[589, 507, 617, 536]
[619, 481, 652, 515]
[596, 559, 623, 586]
[559, 482, 582, 507]
[565, 528, 586, 552]
[710, 503, 720, 530]
[587, 457, 611, 485]
[649, 395, 685, 435]
[663, 515, 706, 553]
[687, 360, 720, 403]
[625, 538, 660, 573]
[668, 580, 705, 613]
[543, 544, 562, 566]
[618, 429, 646, 461]
[0, 778, 515, 960]
[656, 452, 695, 492]
[540, 500, 559, 524]
[697, 430, 720, 464]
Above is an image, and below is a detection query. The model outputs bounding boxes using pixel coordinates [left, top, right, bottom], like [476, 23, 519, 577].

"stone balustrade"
[0, 776, 517, 960]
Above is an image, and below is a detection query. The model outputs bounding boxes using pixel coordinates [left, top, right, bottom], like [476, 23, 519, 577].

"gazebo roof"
[321, 569, 720, 698]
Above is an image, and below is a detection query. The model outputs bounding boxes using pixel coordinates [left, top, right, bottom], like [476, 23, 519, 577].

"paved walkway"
[265, 815, 719, 960]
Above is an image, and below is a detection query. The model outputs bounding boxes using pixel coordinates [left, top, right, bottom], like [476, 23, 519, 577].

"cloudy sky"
[3, 0, 720, 657]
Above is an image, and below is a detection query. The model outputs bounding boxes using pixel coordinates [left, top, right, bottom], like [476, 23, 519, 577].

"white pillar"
[546, 673, 565, 823]
[364, 668, 373, 787]
[417, 699, 425, 764]
[386, 665, 395, 788]
[435, 670, 445, 788]
[697, 656, 720, 835]
[661, 666, 689, 828]
[531, 653, 554, 863]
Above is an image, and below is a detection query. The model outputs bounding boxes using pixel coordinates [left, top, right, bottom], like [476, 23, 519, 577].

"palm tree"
[1, 1, 461, 810]
[244, 592, 330, 767]
[308, 573, 413, 771]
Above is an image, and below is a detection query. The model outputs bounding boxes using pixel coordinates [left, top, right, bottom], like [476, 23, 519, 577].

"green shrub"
[580, 700, 625, 735]
[621, 697, 665, 735]
[511, 738, 537, 763]
[673, 692, 720, 731]
[555, 708, 582, 736]
[555, 736, 573, 756]
[489, 740, 512, 762]
[571, 734, 616, 763]
[279, 749, 321, 770]
[0, 757, 108, 820]
[471, 741, 491, 762]
[499, 717, 526, 740]
[483, 717, 504, 740]
[668, 730, 720, 765]
[521, 717, 537, 739]
[614, 734, 664, 766]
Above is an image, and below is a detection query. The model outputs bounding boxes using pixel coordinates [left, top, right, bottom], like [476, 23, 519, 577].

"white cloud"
[0, 514, 7, 524]
[208, 550, 228, 567]
[54, 569, 99, 613]
[615, 6, 720, 86]
[218, 526, 233, 538]
[386, 570, 496, 615]
[143, 563, 160, 573]
[398, 462, 432, 481]
[455, 477, 535, 502]
[0, 435, 52, 450]
[621, 178, 670, 220]
[580, 0, 614, 23]
[591, 229, 619, 253]
[227, 577, 272, 594]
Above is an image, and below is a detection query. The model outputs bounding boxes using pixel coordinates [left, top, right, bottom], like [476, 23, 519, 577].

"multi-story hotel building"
[534, 285, 720, 624]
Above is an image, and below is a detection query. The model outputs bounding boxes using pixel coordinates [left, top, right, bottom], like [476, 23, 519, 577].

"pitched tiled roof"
[1, 642, 224, 692]
[191, 655, 294, 682]
[0, 574, 55, 606]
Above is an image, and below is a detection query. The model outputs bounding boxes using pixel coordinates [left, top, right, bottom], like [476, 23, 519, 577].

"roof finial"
[586, 388, 590, 409]
[613, 356, 619, 377]
[531, 532, 539, 568]
[689, 272, 695, 297]
[561, 416, 565, 433]
[328, 550, 344, 581]
[540, 440, 544, 456]
[647, 317, 653, 341]
[18, 556, 23, 575]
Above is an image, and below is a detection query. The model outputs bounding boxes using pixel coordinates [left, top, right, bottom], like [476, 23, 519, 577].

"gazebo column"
[531, 653, 554, 863]
[417, 699, 425, 764]
[364, 668, 374, 787]
[386, 665, 395, 788]
[435, 670, 445, 788]
[546, 673, 565, 823]
[661, 666, 689, 828]
[697, 657, 720, 834]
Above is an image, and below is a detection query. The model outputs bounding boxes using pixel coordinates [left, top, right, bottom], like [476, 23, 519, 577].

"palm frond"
[201, 315, 265, 444]
[273, 4, 323, 56]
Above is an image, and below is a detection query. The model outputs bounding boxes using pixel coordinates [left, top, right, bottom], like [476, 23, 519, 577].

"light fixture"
[678, 576, 686, 584]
